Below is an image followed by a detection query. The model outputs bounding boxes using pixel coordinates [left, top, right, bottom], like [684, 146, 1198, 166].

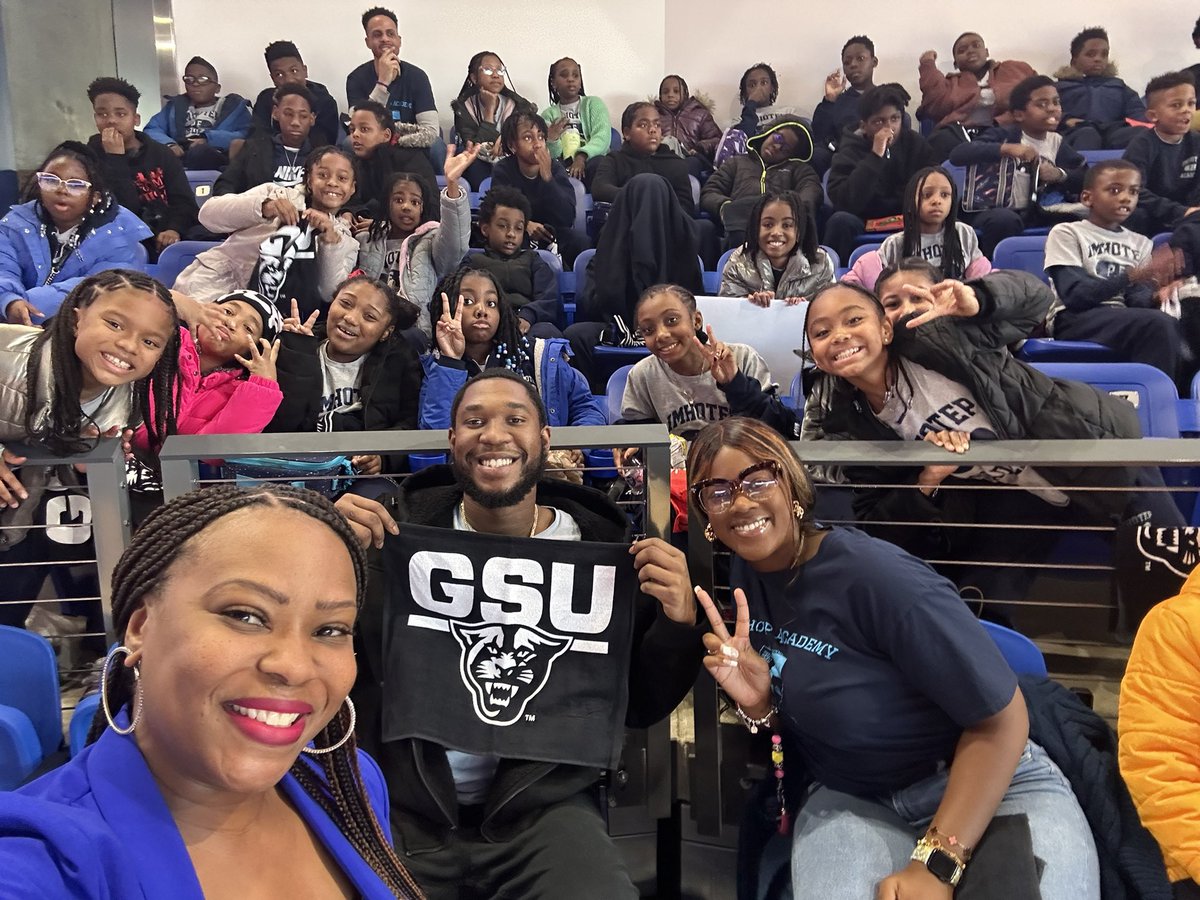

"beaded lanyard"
[771, 733, 787, 834]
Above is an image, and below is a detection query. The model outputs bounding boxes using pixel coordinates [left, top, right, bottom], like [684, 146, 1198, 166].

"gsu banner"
[380, 523, 637, 770]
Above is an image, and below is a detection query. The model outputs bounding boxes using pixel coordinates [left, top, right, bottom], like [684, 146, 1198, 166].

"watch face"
[926, 848, 961, 884]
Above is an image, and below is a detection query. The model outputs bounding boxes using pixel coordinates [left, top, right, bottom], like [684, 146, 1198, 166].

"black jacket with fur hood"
[351, 465, 705, 850]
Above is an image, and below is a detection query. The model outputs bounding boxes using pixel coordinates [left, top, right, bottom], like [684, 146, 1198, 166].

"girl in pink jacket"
[137, 290, 283, 448]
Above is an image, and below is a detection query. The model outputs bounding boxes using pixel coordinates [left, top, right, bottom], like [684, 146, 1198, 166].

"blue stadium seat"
[0, 625, 62, 759]
[478, 176, 492, 194]
[605, 365, 633, 424]
[185, 169, 221, 205]
[574, 248, 596, 301]
[944, 164, 967, 196]
[716, 248, 735, 279]
[1152, 232, 1173, 250]
[1031, 361, 1180, 437]
[787, 370, 805, 415]
[0, 703, 41, 790]
[610, 127, 622, 151]
[992, 235, 1049, 284]
[154, 240, 219, 288]
[702, 270, 721, 294]
[130, 242, 149, 267]
[1078, 149, 1123, 165]
[820, 245, 840, 271]
[847, 244, 877, 270]
[979, 620, 1047, 676]
[1015, 339, 1119, 363]
[69, 692, 101, 758]
[569, 176, 588, 235]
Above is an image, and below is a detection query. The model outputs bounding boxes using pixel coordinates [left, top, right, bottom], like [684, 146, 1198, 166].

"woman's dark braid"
[25, 270, 180, 455]
[292, 719, 425, 898]
[87, 484, 420, 894]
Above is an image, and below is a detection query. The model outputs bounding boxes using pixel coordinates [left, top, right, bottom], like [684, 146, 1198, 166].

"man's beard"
[452, 450, 547, 510]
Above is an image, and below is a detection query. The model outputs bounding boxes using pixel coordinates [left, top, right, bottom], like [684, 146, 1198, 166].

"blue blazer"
[0, 722, 400, 899]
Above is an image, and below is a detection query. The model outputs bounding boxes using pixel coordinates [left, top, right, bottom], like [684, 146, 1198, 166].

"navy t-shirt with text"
[733, 527, 1016, 796]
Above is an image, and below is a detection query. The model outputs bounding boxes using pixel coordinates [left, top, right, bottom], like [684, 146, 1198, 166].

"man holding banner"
[337, 369, 704, 899]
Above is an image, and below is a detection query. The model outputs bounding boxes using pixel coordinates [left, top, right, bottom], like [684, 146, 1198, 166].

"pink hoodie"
[135, 327, 282, 448]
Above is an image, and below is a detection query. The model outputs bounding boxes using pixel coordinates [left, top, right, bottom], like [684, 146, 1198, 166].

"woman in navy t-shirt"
[687, 416, 1099, 898]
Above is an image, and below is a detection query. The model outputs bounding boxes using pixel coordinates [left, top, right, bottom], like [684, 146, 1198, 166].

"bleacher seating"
[979, 620, 1048, 676]
[1016, 339, 1118, 364]
[1078, 149, 1124, 165]
[153, 239, 218, 288]
[185, 169, 221, 206]
[992, 234, 1050, 284]
[1031, 361, 1180, 437]
[69, 693, 100, 758]
[0, 626, 62, 784]
[605, 365, 633, 423]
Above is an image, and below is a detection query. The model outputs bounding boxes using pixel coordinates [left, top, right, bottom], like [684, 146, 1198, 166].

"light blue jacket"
[0, 714, 399, 899]
[0, 200, 151, 318]
[419, 337, 604, 429]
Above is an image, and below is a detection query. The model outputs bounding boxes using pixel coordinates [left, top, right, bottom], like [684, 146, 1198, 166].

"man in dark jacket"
[86, 76, 198, 258]
[700, 116, 822, 249]
[335, 370, 704, 898]
[251, 40, 342, 147]
[824, 84, 938, 261]
[216, 84, 315, 197]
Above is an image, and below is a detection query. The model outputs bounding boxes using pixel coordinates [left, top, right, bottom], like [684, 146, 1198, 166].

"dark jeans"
[397, 794, 636, 900]
[822, 211, 870, 264]
[960, 207, 1026, 258]
[182, 141, 229, 170]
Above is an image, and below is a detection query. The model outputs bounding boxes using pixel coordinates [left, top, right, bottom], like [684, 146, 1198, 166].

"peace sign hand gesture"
[695, 586, 772, 713]
[695, 325, 737, 385]
[282, 298, 319, 336]
[435, 291, 466, 359]
[904, 279, 980, 329]
[234, 337, 282, 382]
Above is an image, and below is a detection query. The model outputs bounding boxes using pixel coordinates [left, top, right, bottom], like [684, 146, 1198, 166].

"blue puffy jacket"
[143, 94, 253, 151]
[0, 200, 152, 318]
[418, 337, 604, 429]
[1055, 70, 1147, 126]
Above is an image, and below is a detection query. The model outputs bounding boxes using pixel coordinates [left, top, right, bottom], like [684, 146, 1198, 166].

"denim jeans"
[790, 741, 1100, 899]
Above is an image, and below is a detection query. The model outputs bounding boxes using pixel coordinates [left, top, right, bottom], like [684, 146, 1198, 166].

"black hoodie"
[827, 125, 938, 219]
[351, 465, 706, 850]
[86, 131, 198, 237]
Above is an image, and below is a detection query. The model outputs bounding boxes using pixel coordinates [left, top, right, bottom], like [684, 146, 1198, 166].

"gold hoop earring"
[793, 501, 804, 519]
[302, 697, 356, 755]
[100, 645, 143, 735]
[703, 523, 715, 543]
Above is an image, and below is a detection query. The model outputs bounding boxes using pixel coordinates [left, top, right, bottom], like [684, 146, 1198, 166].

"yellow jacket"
[1119, 567, 1200, 883]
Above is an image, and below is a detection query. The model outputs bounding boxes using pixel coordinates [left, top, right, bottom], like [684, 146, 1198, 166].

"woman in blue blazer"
[0, 485, 424, 899]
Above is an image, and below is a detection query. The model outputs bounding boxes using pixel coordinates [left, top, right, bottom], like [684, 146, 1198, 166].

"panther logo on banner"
[380, 523, 637, 769]
[450, 621, 572, 726]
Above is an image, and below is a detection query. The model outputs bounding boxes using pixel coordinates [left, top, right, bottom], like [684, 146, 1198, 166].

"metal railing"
[684, 436, 1200, 845]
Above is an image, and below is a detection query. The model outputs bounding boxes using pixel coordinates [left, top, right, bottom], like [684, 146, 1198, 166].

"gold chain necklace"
[459, 500, 540, 537]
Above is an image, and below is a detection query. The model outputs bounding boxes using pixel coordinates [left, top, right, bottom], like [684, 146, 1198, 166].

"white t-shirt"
[1012, 131, 1062, 210]
[559, 99, 583, 135]
[877, 223, 984, 274]
[317, 343, 365, 431]
[877, 358, 1067, 504]
[79, 388, 114, 420]
[1043, 219, 1153, 326]
[445, 504, 583, 804]
[621, 343, 771, 440]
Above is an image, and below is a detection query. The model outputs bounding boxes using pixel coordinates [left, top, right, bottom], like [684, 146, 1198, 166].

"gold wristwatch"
[911, 837, 965, 886]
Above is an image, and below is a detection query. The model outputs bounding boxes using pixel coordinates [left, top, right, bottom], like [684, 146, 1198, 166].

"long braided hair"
[26, 269, 180, 455]
[430, 265, 534, 378]
[899, 166, 967, 280]
[547, 56, 587, 103]
[90, 484, 424, 899]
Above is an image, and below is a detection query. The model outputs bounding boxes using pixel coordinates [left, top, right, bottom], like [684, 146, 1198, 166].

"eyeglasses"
[479, 66, 506, 77]
[691, 460, 781, 515]
[34, 172, 92, 196]
[182, 74, 215, 85]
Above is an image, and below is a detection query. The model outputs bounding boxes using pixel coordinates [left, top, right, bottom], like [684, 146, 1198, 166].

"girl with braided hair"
[0, 141, 153, 327]
[419, 265, 602, 432]
[0, 484, 425, 899]
[0, 268, 181, 627]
